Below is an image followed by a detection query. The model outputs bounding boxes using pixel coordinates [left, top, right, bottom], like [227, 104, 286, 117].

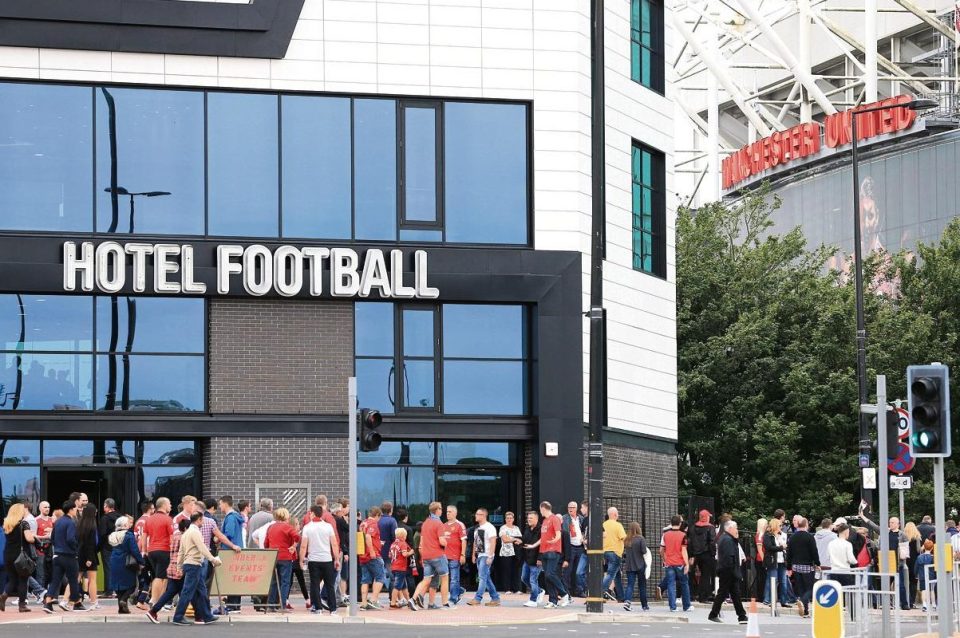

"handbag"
[125, 550, 141, 572]
[14, 524, 36, 577]
[898, 541, 911, 561]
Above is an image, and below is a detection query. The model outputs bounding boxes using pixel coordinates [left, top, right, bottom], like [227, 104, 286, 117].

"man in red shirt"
[409, 501, 449, 611]
[660, 515, 692, 612]
[143, 497, 174, 607]
[35, 501, 54, 587]
[359, 506, 385, 610]
[538, 501, 569, 608]
[444, 505, 467, 604]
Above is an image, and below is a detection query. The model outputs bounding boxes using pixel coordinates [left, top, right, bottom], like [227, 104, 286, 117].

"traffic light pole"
[876, 376, 891, 638]
[851, 111, 872, 508]
[348, 377, 358, 619]
[934, 457, 953, 637]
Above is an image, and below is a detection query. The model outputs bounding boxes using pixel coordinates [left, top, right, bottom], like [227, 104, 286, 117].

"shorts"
[361, 557, 385, 585]
[422, 557, 448, 578]
[148, 551, 170, 577]
[391, 570, 407, 590]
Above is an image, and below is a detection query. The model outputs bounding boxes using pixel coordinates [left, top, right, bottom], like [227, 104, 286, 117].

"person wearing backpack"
[687, 509, 716, 603]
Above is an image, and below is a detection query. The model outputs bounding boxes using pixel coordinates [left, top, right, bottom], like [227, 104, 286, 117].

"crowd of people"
[3, 490, 960, 625]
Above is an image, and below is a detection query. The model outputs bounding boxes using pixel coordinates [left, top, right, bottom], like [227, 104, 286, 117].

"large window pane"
[141, 440, 198, 465]
[0, 83, 92, 232]
[355, 358, 395, 414]
[141, 466, 197, 506]
[359, 441, 435, 466]
[208, 93, 279, 237]
[0, 440, 40, 465]
[444, 102, 527, 244]
[402, 309, 433, 357]
[0, 466, 40, 517]
[96, 297, 204, 353]
[437, 469, 507, 524]
[357, 466, 434, 523]
[404, 106, 437, 222]
[401, 359, 434, 409]
[0, 295, 92, 352]
[96, 355, 204, 411]
[437, 442, 511, 467]
[281, 96, 352, 239]
[0, 353, 92, 410]
[442, 305, 525, 359]
[96, 88, 204, 235]
[443, 360, 525, 415]
[43, 440, 134, 465]
[355, 303, 394, 357]
[354, 99, 397, 240]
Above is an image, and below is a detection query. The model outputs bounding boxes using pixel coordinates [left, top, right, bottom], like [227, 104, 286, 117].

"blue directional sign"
[812, 580, 844, 638]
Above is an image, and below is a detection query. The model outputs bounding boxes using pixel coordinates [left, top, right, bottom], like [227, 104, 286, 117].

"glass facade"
[0, 438, 199, 517]
[355, 302, 530, 415]
[358, 441, 516, 524]
[631, 142, 667, 278]
[631, 0, 665, 93]
[0, 295, 204, 412]
[0, 81, 530, 245]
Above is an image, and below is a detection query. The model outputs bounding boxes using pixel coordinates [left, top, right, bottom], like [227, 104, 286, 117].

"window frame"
[631, 141, 667, 279]
[397, 100, 445, 233]
[630, 0, 665, 95]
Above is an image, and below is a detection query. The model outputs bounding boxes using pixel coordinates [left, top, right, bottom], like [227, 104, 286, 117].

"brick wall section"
[208, 299, 353, 414]
[582, 443, 678, 499]
[203, 436, 348, 504]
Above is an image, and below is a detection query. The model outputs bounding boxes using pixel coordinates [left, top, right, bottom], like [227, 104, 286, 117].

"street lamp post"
[850, 97, 937, 502]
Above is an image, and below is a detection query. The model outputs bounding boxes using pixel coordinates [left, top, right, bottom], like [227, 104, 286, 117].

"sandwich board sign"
[812, 579, 844, 638]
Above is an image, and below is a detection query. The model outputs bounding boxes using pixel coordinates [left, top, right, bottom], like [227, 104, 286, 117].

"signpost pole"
[898, 489, 905, 539]
[877, 375, 891, 638]
[348, 377, 358, 619]
[934, 457, 953, 637]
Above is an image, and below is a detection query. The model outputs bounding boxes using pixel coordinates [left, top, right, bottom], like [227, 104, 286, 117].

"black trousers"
[46, 554, 82, 603]
[4, 564, 28, 604]
[709, 568, 746, 620]
[307, 561, 337, 613]
[693, 553, 716, 601]
[100, 549, 113, 594]
[495, 555, 521, 592]
[793, 569, 816, 613]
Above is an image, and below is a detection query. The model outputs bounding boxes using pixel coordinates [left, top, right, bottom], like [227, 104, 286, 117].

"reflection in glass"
[443, 360, 526, 415]
[282, 96, 352, 239]
[355, 303, 394, 357]
[0, 83, 92, 232]
[0, 466, 40, 517]
[402, 309, 433, 357]
[96, 88, 204, 235]
[96, 297, 204, 353]
[0, 440, 40, 465]
[437, 469, 506, 523]
[96, 355, 203, 411]
[354, 99, 397, 240]
[404, 106, 437, 222]
[207, 93, 279, 237]
[437, 442, 511, 466]
[444, 102, 527, 244]
[358, 466, 434, 523]
[355, 358, 394, 414]
[399, 230, 442, 242]
[141, 440, 198, 465]
[402, 359, 434, 409]
[359, 442, 435, 466]
[141, 466, 196, 505]
[43, 439, 133, 465]
[0, 353, 92, 410]
[0, 295, 93, 352]
[442, 305, 525, 359]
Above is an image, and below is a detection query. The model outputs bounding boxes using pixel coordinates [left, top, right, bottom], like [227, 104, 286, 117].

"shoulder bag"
[14, 523, 37, 577]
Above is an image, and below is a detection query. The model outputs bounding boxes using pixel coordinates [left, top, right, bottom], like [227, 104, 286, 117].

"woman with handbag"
[107, 516, 143, 614]
[2, 502, 38, 612]
[76, 504, 100, 609]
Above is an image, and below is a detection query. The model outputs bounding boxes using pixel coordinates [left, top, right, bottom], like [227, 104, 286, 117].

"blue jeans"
[664, 565, 691, 611]
[540, 551, 567, 604]
[564, 545, 587, 595]
[625, 570, 649, 609]
[601, 551, 624, 601]
[174, 563, 213, 623]
[269, 560, 294, 608]
[448, 559, 463, 602]
[522, 563, 542, 602]
[763, 564, 797, 605]
[474, 557, 500, 602]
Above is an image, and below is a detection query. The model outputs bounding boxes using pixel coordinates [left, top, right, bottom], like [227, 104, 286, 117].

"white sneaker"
[559, 595, 571, 607]
[536, 591, 546, 604]
[523, 600, 538, 608]
[543, 602, 557, 609]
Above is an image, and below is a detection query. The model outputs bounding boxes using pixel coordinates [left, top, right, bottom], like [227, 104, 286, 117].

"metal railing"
[921, 561, 960, 635]
[829, 567, 902, 638]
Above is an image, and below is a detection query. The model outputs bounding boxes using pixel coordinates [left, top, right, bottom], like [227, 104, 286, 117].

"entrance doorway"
[44, 467, 137, 514]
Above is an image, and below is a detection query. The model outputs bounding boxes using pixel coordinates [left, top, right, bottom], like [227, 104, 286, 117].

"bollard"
[770, 575, 777, 617]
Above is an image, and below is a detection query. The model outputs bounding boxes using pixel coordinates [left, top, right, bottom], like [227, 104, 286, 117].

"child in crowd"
[389, 528, 415, 609]
[917, 540, 936, 612]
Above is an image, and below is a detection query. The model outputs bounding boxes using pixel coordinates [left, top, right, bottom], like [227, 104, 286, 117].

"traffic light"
[359, 408, 383, 452]
[870, 407, 901, 459]
[907, 364, 951, 458]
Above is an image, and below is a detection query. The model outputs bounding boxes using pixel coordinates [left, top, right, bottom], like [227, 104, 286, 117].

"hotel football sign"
[61, 241, 439, 299]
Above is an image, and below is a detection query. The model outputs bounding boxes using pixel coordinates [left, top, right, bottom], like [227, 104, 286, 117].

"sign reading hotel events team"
[209, 549, 278, 597]
[61, 241, 439, 299]
[722, 95, 920, 191]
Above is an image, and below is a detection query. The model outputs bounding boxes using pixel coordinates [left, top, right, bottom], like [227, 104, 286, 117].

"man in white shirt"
[300, 505, 341, 615]
[562, 501, 587, 597]
[467, 508, 501, 607]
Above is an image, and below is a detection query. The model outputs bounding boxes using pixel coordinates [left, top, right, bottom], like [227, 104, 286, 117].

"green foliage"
[677, 187, 960, 524]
